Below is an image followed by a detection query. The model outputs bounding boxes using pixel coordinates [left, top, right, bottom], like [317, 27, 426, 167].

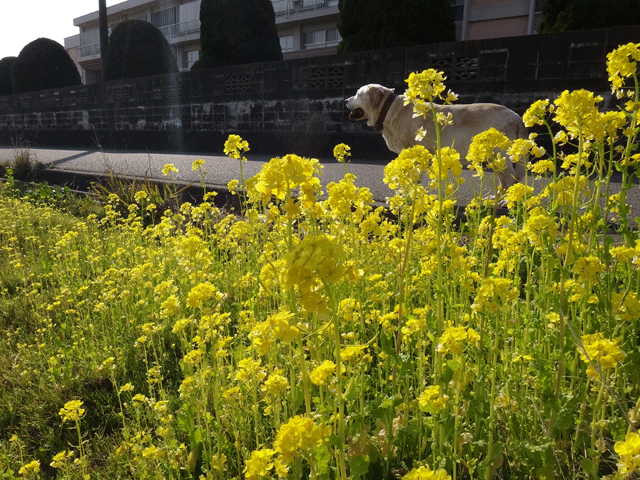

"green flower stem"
[484, 350, 497, 480]
[327, 284, 347, 480]
[298, 335, 312, 416]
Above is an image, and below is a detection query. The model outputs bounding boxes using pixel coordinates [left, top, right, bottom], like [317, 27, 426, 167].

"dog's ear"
[369, 86, 386, 109]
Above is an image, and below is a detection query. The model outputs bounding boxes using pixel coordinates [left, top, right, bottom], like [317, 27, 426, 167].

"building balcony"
[77, 19, 201, 64]
[273, 0, 339, 18]
[157, 19, 200, 42]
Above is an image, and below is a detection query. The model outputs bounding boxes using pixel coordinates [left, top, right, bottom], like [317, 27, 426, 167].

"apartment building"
[64, 0, 542, 84]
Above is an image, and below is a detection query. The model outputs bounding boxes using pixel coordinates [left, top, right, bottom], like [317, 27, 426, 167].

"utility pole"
[99, 0, 108, 81]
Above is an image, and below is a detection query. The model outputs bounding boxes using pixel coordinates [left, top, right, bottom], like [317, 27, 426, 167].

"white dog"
[346, 84, 527, 188]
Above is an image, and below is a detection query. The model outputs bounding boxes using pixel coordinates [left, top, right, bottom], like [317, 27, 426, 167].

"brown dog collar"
[375, 93, 398, 131]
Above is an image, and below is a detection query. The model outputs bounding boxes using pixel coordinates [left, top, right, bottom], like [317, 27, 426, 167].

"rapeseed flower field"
[2, 44, 640, 479]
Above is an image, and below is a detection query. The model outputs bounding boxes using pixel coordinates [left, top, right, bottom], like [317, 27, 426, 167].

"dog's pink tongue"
[348, 108, 365, 121]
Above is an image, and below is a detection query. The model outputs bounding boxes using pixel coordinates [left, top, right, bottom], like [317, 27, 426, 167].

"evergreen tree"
[11, 38, 81, 94]
[0, 57, 16, 96]
[337, 0, 455, 53]
[103, 20, 178, 81]
[539, 0, 640, 33]
[193, 0, 282, 70]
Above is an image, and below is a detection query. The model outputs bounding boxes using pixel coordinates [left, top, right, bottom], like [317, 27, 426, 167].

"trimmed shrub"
[0, 57, 16, 96]
[103, 20, 178, 81]
[11, 39, 81, 94]
[337, 0, 455, 53]
[193, 0, 282, 70]
[539, 0, 640, 33]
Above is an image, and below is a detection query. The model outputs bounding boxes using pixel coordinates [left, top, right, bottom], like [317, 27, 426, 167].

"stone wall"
[0, 25, 638, 160]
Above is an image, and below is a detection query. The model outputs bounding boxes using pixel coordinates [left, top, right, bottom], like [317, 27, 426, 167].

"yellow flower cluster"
[224, 133, 250, 160]
[243, 448, 281, 480]
[553, 89, 603, 141]
[404, 69, 457, 119]
[418, 385, 449, 413]
[273, 415, 332, 465]
[59, 399, 85, 423]
[436, 325, 480, 355]
[333, 143, 351, 163]
[607, 42, 640, 98]
[467, 128, 512, 175]
[522, 99, 554, 127]
[578, 332, 626, 379]
[18, 460, 40, 476]
[614, 431, 640, 475]
[250, 308, 300, 355]
[472, 277, 519, 313]
[247, 154, 322, 206]
[402, 465, 451, 480]
[310, 360, 336, 386]
[384, 145, 432, 193]
[186, 281, 222, 309]
[280, 233, 360, 312]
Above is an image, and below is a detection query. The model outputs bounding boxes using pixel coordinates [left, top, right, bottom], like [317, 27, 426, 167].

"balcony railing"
[273, 0, 338, 16]
[79, 20, 200, 59]
[157, 19, 200, 40]
[81, 42, 101, 58]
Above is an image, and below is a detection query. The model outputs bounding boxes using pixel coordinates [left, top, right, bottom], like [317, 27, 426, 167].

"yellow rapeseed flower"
[383, 146, 432, 193]
[261, 370, 289, 397]
[436, 325, 480, 355]
[224, 134, 250, 160]
[614, 431, 640, 475]
[402, 465, 451, 480]
[161, 163, 179, 176]
[192, 158, 205, 171]
[244, 448, 276, 480]
[333, 143, 351, 163]
[310, 360, 336, 386]
[522, 99, 553, 128]
[578, 332, 626, 378]
[606, 42, 640, 98]
[404, 69, 455, 119]
[59, 400, 85, 423]
[467, 128, 512, 175]
[553, 89, 603, 141]
[273, 415, 331, 465]
[281, 233, 348, 291]
[418, 385, 449, 413]
[18, 460, 40, 476]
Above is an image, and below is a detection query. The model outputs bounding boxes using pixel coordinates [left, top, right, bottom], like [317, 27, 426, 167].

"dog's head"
[346, 84, 395, 128]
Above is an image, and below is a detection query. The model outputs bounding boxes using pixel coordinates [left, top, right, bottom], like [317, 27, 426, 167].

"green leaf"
[349, 454, 370, 480]
[447, 359, 460, 371]
[580, 457, 596, 477]
[314, 444, 332, 477]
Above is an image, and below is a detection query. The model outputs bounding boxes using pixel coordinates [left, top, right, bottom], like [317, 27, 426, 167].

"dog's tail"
[512, 118, 528, 182]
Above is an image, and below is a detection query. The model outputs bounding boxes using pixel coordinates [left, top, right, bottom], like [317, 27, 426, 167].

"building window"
[450, 0, 464, 22]
[302, 28, 341, 50]
[450, 0, 465, 40]
[301, 0, 325, 9]
[183, 49, 200, 70]
[272, 0, 288, 15]
[532, 0, 543, 33]
[151, 7, 177, 28]
[280, 35, 294, 53]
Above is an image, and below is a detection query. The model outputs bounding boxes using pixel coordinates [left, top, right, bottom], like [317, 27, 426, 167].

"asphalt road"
[1, 146, 639, 225]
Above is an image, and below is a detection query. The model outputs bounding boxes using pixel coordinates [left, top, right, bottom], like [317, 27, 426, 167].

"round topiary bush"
[103, 20, 179, 81]
[193, 0, 282, 70]
[0, 57, 17, 96]
[11, 38, 81, 94]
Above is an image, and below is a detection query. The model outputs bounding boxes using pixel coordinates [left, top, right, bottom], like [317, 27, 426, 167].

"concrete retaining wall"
[0, 25, 638, 160]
